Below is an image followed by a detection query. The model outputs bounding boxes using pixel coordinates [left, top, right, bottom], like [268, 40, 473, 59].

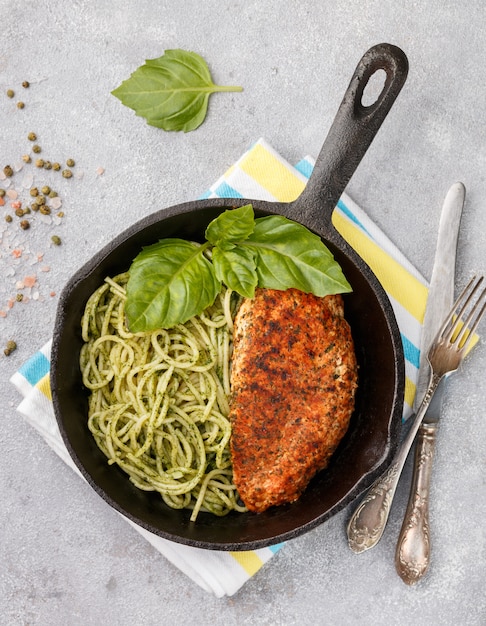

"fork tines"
[441, 275, 485, 352]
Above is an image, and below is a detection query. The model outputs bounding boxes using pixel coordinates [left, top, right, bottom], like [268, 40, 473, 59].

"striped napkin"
[10, 138, 428, 597]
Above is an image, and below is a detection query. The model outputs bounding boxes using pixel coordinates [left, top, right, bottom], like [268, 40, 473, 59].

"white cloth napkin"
[11, 138, 428, 597]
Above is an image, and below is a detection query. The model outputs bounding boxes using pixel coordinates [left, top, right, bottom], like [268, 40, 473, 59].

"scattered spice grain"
[4, 340, 17, 356]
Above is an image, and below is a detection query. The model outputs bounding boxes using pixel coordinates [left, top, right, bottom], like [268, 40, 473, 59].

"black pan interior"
[52, 199, 404, 550]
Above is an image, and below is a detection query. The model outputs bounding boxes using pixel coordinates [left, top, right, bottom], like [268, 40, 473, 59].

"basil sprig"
[125, 205, 352, 332]
[112, 49, 243, 132]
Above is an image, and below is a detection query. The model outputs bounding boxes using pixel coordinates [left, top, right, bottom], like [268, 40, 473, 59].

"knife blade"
[395, 182, 465, 585]
[413, 182, 465, 411]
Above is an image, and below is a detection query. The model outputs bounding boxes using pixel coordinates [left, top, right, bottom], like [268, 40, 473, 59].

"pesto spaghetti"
[80, 273, 246, 521]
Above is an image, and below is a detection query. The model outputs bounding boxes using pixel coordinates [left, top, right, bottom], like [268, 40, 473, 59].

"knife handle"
[395, 422, 438, 584]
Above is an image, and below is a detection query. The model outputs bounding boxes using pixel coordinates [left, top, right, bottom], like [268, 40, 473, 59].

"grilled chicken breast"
[230, 288, 358, 513]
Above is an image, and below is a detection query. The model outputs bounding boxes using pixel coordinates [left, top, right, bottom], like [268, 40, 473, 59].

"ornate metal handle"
[347, 371, 442, 553]
[347, 458, 402, 553]
[395, 422, 438, 584]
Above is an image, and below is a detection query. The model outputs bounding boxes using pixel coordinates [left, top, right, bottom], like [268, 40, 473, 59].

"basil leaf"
[124, 206, 352, 332]
[125, 239, 220, 331]
[243, 216, 352, 295]
[205, 205, 255, 250]
[212, 246, 258, 298]
[111, 49, 243, 133]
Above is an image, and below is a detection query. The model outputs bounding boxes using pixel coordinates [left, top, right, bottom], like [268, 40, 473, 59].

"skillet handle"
[286, 43, 408, 241]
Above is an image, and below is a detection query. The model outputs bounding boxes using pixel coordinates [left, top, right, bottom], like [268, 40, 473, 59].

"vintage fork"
[347, 275, 486, 554]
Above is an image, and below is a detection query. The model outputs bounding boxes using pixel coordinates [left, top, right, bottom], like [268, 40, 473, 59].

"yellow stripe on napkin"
[240, 143, 306, 201]
[404, 378, 416, 410]
[332, 212, 428, 323]
[37, 373, 52, 401]
[230, 550, 265, 576]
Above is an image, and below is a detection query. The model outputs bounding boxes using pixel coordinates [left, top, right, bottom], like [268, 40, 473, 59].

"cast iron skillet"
[51, 43, 408, 550]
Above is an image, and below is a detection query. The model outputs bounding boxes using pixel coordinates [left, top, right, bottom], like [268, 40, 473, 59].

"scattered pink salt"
[11, 200, 22, 209]
[6, 189, 18, 200]
[0, 311, 6, 318]
[0, 197, 5, 207]
[48, 197, 62, 210]
[50, 291, 56, 297]
[12, 249, 22, 259]
[40, 265, 50, 272]
[23, 275, 37, 288]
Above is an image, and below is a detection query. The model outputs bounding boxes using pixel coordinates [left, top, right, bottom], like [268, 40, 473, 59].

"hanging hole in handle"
[360, 68, 388, 107]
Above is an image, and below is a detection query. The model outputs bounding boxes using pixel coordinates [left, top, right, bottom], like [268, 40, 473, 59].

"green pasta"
[80, 273, 247, 521]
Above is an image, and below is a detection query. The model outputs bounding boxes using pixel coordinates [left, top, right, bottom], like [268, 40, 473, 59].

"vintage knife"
[395, 182, 465, 584]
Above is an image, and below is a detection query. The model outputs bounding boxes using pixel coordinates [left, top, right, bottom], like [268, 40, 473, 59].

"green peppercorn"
[43, 161, 52, 170]
[48, 190, 58, 198]
[57, 211, 64, 218]
[52, 162, 61, 171]
[22, 155, 31, 163]
[39, 206, 51, 215]
[20, 219, 29, 230]
[32, 144, 41, 154]
[51, 235, 62, 246]
[6, 89, 14, 98]
[4, 340, 17, 356]
[22, 81, 30, 88]
[3, 165, 14, 177]
[16, 293, 23, 302]
[35, 158, 44, 168]
[17, 102, 25, 109]
[29, 187, 38, 197]
[35, 195, 46, 206]
[41, 185, 51, 195]
[66, 158, 75, 167]
[30, 203, 39, 212]
[5, 214, 12, 223]
[15, 207, 25, 217]
[0, 189, 5, 198]
[27, 132, 37, 141]
[62, 169, 72, 179]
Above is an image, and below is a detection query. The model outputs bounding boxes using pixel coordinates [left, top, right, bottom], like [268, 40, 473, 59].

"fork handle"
[347, 371, 442, 553]
[346, 456, 404, 552]
[395, 421, 438, 584]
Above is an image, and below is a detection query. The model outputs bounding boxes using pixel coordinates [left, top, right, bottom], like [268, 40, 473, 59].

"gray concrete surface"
[1, 1, 485, 624]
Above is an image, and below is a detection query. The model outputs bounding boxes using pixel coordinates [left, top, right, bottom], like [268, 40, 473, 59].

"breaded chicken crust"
[230, 288, 358, 513]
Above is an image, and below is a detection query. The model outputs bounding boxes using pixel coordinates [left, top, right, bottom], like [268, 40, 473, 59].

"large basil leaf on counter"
[111, 49, 243, 133]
